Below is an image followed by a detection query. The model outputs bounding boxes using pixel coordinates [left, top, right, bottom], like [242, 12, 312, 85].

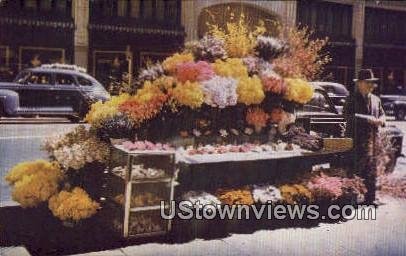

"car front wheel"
[395, 108, 405, 121]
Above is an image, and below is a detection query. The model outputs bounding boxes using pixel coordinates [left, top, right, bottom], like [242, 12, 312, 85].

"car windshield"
[301, 91, 333, 113]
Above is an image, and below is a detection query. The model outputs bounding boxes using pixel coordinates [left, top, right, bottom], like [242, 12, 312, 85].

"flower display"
[273, 27, 330, 80]
[307, 173, 343, 200]
[260, 71, 286, 95]
[280, 184, 313, 204]
[246, 107, 270, 131]
[212, 58, 248, 78]
[216, 186, 254, 205]
[209, 13, 265, 58]
[201, 76, 238, 108]
[48, 187, 100, 221]
[5, 160, 63, 208]
[182, 191, 222, 207]
[236, 75, 265, 105]
[97, 114, 136, 140]
[43, 126, 110, 170]
[85, 93, 131, 127]
[342, 176, 367, 203]
[284, 78, 314, 104]
[255, 35, 288, 60]
[42, 125, 91, 154]
[170, 81, 204, 109]
[162, 53, 194, 74]
[186, 35, 228, 62]
[252, 184, 283, 204]
[174, 61, 215, 83]
[270, 108, 286, 124]
[53, 136, 110, 170]
[137, 63, 165, 85]
[152, 76, 177, 92]
[242, 56, 260, 75]
[119, 93, 167, 125]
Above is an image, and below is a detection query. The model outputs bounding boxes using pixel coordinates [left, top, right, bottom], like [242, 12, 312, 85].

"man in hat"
[343, 69, 386, 204]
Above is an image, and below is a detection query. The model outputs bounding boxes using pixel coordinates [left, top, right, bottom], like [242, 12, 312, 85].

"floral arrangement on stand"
[4, 126, 108, 224]
[83, 13, 329, 143]
[5, 13, 336, 225]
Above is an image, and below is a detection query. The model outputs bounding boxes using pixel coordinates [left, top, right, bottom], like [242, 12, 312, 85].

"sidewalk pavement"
[0, 246, 31, 256]
[69, 195, 406, 256]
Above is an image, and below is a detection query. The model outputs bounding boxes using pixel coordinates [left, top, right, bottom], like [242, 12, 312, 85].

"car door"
[18, 71, 54, 109]
[298, 90, 345, 137]
[54, 73, 81, 113]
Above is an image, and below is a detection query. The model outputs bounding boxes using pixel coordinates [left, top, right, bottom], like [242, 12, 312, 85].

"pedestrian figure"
[343, 69, 386, 204]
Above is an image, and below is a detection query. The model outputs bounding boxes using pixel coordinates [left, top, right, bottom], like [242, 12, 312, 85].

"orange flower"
[246, 107, 270, 130]
[119, 94, 167, 125]
[270, 108, 286, 123]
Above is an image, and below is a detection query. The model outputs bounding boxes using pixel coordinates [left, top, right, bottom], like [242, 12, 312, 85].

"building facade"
[1, 0, 405, 92]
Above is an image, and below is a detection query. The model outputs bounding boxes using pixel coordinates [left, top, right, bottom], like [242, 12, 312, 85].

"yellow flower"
[209, 13, 265, 58]
[212, 58, 248, 78]
[280, 184, 313, 204]
[5, 160, 63, 208]
[134, 80, 165, 103]
[237, 75, 265, 105]
[85, 93, 131, 127]
[49, 187, 99, 221]
[284, 78, 314, 104]
[170, 81, 204, 109]
[162, 53, 194, 74]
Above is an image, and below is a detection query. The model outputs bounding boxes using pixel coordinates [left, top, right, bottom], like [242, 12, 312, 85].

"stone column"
[73, 0, 89, 70]
[352, 1, 365, 74]
[181, 0, 198, 42]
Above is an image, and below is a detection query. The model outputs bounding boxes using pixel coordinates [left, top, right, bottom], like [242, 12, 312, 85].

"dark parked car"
[380, 90, 406, 121]
[297, 84, 403, 172]
[310, 81, 349, 114]
[0, 64, 110, 122]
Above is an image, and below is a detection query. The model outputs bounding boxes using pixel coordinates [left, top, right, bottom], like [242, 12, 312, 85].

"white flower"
[219, 129, 228, 137]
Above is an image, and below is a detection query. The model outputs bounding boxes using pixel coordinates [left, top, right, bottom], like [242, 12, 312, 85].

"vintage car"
[310, 81, 349, 114]
[381, 91, 406, 121]
[0, 64, 110, 122]
[297, 84, 403, 172]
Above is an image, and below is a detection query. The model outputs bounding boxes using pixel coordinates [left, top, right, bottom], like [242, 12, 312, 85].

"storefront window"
[24, 0, 37, 10]
[40, 0, 52, 11]
[141, 0, 153, 19]
[130, 0, 140, 18]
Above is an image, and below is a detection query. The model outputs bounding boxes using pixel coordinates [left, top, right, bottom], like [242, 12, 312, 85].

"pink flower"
[175, 61, 215, 83]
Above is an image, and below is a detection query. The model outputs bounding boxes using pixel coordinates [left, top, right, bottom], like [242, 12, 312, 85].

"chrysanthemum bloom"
[85, 93, 131, 127]
[49, 187, 100, 221]
[284, 78, 314, 104]
[174, 61, 214, 83]
[213, 58, 248, 79]
[170, 81, 204, 109]
[5, 160, 63, 208]
[246, 107, 270, 132]
[260, 70, 286, 95]
[162, 53, 194, 74]
[236, 75, 265, 105]
[201, 76, 238, 108]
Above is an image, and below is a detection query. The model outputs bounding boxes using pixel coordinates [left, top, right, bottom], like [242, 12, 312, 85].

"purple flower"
[201, 76, 238, 108]
[255, 36, 288, 61]
[137, 63, 164, 84]
[192, 35, 228, 62]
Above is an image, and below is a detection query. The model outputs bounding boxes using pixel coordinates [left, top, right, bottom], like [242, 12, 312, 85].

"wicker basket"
[323, 138, 353, 152]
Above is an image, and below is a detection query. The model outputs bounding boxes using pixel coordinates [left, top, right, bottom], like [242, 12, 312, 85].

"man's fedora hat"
[353, 69, 379, 82]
